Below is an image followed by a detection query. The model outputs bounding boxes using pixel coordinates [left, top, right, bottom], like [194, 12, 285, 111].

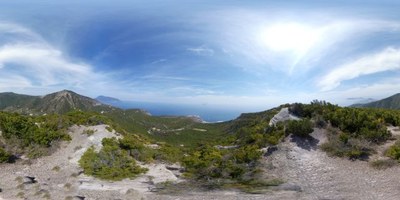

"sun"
[260, 23, 321, 53]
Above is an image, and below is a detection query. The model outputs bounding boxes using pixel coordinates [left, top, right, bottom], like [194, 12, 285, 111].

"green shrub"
[183, 144, 262, 181]
[386, 142, 400, 160]
[79, 138, 147, 181]
[286, 119, 313, 137]
[0, 147, 11, 163]
[82, 129, 96, 135]
[0, 112, 70, 152]
[320, 134, 373, 160]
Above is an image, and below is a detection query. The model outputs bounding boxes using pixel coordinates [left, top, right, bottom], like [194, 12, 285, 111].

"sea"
[105, 101, 245, 122]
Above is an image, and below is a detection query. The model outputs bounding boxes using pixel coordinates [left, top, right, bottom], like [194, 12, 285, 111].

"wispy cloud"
[318, 47, 400, 91]
[187, 46, 214, 56]
[150, 59, 167, 64]
[0, 22, 43, 42]
[0, 43, 92, 86]
[0, 22, 110, 95]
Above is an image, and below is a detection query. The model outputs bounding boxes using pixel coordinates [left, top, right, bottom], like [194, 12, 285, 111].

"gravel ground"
[264, 127, 400, 200]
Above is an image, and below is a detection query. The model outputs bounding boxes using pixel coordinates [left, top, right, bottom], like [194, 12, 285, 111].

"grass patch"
[52, 165, 61, 172]
[16, 192, 25, 198]
[370, 159, 397, 170]
[154, 178, 282, 194]
[15, 176, 23, 183]
[64, 183, 72, 190]
[82, 129, 96, 135]
[74, 145, 82, 151]
[385, 141, 400, 160]
[16, 184, 24, 190]
[320, 128, 374, 160]
[224, 179, 283, 194]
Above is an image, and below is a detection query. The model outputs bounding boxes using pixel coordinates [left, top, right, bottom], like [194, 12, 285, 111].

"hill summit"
[0, 90, 111, 114]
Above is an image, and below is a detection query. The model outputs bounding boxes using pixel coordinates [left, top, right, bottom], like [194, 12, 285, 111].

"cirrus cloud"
[0, 21, 109, 95]
[318, 47, 400, 91]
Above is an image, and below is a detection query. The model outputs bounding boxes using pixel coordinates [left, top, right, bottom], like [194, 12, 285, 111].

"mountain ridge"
[0, 90, 111, 114]
[351, 93, 400, 109]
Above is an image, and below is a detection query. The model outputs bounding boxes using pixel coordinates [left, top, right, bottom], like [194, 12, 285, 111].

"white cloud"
[191, 8, 400, 75]
[187, 46, 214, 56]
[318, 47, 400, 91]
[309, 78, 400, 106]
[0, 22, 38, 37]
[150, 59, 167, 64]
[0, 43, 92, 86]
[0, 74, 32, 90]
[0, 21, 112, 96]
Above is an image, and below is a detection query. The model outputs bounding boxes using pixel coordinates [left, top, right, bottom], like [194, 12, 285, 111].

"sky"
[1, 0, 400, 111]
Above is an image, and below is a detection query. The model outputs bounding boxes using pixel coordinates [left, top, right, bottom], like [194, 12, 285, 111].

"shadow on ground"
[290, 135, 319, 151]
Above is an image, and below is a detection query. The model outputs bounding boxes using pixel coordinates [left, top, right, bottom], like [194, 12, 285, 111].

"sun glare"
[261, 23, 320, 53]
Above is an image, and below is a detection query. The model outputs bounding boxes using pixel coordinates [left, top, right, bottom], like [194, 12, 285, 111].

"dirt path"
[266, 128, 400, 200]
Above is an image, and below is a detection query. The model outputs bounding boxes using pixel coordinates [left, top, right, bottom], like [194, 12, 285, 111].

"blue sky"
[1, 0, 400, 111]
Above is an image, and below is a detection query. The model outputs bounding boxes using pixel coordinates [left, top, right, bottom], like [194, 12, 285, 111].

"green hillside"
[354, 93, 400, 109]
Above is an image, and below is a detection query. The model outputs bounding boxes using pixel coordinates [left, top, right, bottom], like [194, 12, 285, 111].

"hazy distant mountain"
[352, 93, 400, 109]
[95, 95, 122, 105]
[0, 90, 113, 114]
[347, 97, 375, 107]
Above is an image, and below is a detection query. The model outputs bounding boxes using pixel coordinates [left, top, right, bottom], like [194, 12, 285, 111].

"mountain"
[353, 93, 400, 109]
[96, 95, 121, 103]
[0, 90, 113, 114]
[348, 97, 375, 107]
[39, 90, 108, 113]
[0, 92, 40, 111]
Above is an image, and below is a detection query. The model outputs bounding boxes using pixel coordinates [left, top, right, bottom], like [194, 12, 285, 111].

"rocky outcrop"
[269, 108, 299, 126]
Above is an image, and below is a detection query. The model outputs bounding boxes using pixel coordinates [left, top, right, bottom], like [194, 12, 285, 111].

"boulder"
[23, 176, 37, 184]
[73, 195, 85, 200]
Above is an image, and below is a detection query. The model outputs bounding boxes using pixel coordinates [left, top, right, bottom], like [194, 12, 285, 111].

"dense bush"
[183, 144, 262, 181]
[79, 138, 147, 181]
[0, 112, 70, 149]
[285, 119, 313, 137]
[385, 141, 400, 160]
[0, 147, 11, 163]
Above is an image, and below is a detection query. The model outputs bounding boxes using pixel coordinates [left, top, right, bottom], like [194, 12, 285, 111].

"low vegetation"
[0, 112, 72, 159]
[385, 141, 400, 160]
[285, 119, 313, 137]
[2, 95, 400, 192]
[0, 147, 11, 163]
[79, 138, 148, 181]
[290, 101, 400, 160]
